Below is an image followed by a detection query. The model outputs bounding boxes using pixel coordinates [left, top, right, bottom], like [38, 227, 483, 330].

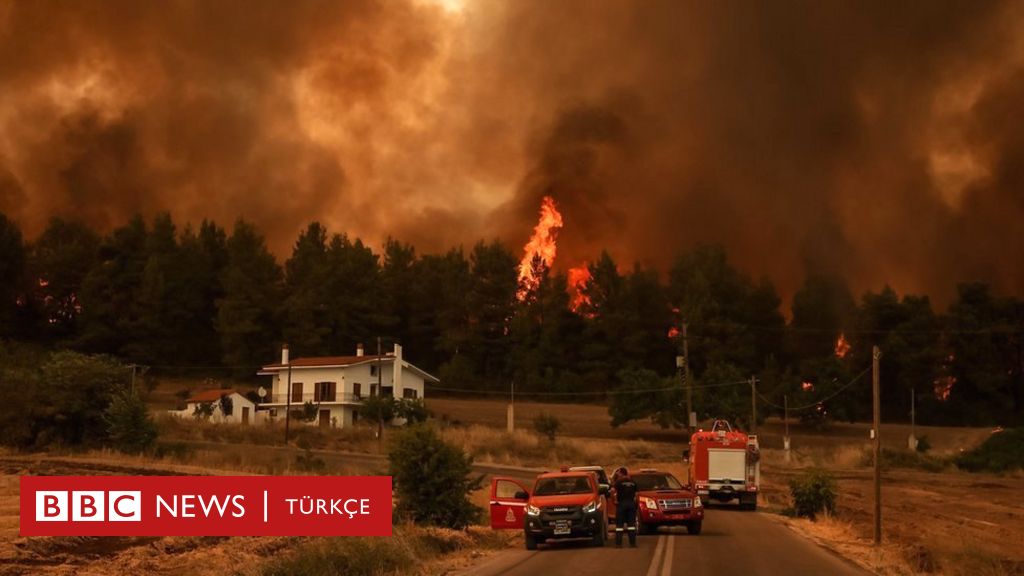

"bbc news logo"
[21, 476, 392, 537]
[36, 491, 141, 522]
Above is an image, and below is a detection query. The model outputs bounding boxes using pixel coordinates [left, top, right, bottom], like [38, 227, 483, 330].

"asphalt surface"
[458, 507, 868, 576]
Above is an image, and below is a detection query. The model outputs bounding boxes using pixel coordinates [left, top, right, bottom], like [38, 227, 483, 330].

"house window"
[370, 365, 378, 377]
[353, 383, 362, 400]
[314, 382, 337, 402]
[370, 384, 378, 397]
[291, 382, 303, 403]
[403, 388, 418, 399]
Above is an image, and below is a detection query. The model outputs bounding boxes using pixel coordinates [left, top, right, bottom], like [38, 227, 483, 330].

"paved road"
[458, 508, 868, 576]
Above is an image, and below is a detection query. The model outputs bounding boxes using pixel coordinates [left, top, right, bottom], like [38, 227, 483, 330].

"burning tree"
[516, 196, 563, 301]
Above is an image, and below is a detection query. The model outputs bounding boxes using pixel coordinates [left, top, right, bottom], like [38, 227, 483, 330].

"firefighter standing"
[612, 466, 638, 547]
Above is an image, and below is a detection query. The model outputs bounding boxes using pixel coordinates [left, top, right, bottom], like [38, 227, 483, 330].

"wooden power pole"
[872, 345, 882, 545]
[750, 376, 757, 434]
[683, 322, 693, 430]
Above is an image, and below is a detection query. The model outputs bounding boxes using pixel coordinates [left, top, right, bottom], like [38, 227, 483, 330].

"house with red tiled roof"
[170, 388, 258, 425]
[257, 343, 438, 429]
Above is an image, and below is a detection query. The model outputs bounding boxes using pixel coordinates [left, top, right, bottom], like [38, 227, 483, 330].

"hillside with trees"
[1, 212, 1021, 427]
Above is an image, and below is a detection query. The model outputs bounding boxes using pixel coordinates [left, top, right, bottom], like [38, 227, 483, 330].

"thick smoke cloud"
[1, 0, 1022, 305]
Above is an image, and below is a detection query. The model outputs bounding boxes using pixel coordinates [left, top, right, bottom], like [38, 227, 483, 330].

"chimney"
[281, 344, 289, 365]
[356, 343, 364, 357]
[393, 343, 403, 390]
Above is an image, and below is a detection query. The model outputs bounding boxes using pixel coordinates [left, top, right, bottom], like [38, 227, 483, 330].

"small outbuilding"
[172, 389, 257, 425]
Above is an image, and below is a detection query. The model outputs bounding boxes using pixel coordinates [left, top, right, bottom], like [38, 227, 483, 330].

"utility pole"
[784, 394, 791, 461]
[285, 362, 292, 444]
[683, 322, 693, 430]
[507, 379, 515, 433]
[909, 387, 917, 450]
[750, 376, 758, 434]
[872, 345, 882, 545]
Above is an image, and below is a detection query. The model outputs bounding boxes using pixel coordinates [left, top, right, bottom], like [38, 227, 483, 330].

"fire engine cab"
[687, 419, 760, 510]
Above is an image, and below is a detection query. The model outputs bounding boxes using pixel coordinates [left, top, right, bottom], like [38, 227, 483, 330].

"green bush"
[0, 347, 127, 448]
[533, 412, 561, 442]
[789, 468, 837, 519]
[396, 398, 429, 424]
[104, 390, 158, 454]
[956, 428, 1024, 473]
[388, 425, 481, 529]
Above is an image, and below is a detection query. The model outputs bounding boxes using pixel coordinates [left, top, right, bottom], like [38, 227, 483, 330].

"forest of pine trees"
[1, 211, 1022, 427]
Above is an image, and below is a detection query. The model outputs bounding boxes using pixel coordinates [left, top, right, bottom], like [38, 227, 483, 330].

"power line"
[755, 365, 872, 412]
[425, 378, 752, 397]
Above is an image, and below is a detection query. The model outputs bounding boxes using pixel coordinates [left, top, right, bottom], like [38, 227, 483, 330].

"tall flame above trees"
[516, 196, 564, 300]
[567, 264, 592, 312]
[835, 333, 851, 358]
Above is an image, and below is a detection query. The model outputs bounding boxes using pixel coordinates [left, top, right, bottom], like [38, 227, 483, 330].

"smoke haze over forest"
[2, 0, 1024, 305]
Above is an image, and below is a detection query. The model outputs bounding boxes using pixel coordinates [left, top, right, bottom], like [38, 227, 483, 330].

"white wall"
[176, 393, 257, 425]
[269, 362, 401, 401]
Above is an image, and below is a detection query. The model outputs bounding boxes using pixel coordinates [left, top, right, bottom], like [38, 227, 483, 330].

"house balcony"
[260, 393, 368, 406]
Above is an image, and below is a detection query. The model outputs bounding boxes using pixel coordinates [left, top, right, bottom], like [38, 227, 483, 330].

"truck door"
[490, 477, 530, 530]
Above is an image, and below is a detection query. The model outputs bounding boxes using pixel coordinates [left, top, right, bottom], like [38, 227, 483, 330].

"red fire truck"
[687, 419, 760, 510]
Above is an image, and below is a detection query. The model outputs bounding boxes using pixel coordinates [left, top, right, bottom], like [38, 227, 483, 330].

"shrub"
[395, 398, 429, 424]
[295, 448, 326, 473]
[956, 428, 1024, 473]
[915, 435, 931, 453]
[388, 425, 481, 529]
[301, 401, 319, 422]
[104, 390, 159, 454]
[533, 412, 561, 442]
[789, 468, 837, 519]
[0, 348, 127, 448]
[193, 402, 215, 420]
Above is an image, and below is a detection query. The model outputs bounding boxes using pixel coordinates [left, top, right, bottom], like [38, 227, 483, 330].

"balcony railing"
[262, 392, 368, 405]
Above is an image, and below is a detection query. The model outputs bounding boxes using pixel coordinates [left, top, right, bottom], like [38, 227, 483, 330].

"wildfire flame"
[667, 326, 680, 339]
[568, 264, 592, 312]
[802, 381, 815, 392]
[516, 196, 564, 300]
[934, 375, 955, 401]
[834, 332, 851, 358]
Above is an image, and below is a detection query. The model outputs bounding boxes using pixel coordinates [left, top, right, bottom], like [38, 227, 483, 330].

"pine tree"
[216, 220, 283, 377]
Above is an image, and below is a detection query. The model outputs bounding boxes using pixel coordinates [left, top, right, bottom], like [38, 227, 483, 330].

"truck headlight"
[526, 504, 541, 516]
[640, 497, 658, 510]
[693, 496, 702, 508]
[582, 499, 600, 514]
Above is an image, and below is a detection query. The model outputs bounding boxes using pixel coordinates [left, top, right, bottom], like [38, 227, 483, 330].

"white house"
[257, 343, 437, 429]
[170, 389, 258, 425]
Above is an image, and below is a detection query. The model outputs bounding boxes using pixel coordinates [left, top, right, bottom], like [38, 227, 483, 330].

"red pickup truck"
[489, 468, 609, 550]
[609, 468, 704, 535]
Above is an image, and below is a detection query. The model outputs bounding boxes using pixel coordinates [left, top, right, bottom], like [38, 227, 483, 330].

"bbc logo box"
[35, 491, 141, 522]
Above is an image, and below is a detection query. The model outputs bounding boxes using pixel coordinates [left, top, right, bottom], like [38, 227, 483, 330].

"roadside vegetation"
[956, 428, 1024, 473]
[261, 525, 508, 576]
[786, 468, 837, 519]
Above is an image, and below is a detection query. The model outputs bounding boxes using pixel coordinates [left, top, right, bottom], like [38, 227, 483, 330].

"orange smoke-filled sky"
[2, 0, 1023, 305]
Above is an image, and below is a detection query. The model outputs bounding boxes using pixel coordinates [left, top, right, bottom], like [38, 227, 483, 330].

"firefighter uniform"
[613, 469, 639, 547]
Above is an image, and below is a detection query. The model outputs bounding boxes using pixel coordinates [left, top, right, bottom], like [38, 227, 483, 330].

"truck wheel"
[592, 520, 605, 547]
[525, 533, 538, 550]
[687, 521, 702, 535]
